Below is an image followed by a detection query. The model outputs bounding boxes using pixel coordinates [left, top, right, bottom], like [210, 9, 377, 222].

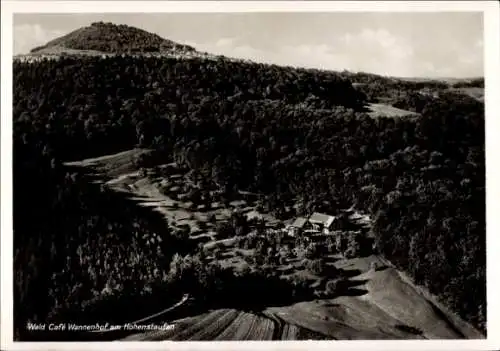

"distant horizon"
[13, 13, 484, 79]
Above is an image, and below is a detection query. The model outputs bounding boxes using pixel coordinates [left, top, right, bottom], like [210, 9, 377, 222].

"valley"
[64, 149, 483, 340]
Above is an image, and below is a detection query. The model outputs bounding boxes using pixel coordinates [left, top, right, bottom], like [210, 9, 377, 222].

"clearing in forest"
[367, 103, 420, 118]
[64, 149, 484, 341]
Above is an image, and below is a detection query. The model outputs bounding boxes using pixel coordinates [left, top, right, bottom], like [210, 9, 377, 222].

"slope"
[66, 150, 484, 341]
[30, 21, 196, 54]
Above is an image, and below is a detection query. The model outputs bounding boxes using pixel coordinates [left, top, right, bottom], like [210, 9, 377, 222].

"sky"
[13, 12, 484, 78]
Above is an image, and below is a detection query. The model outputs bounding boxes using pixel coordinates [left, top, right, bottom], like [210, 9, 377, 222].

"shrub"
[307, 258, 326, 276]
[325, 279, 341, 296]
[238, 265, 252, 277]
[304, 242, 320, 259]
[245, 255, 256, 265]
[160, 186, 170, 196]
[344, 246, 357, 259]
[208, 214, 217, 223]
[299, 258, 309, 269]
[235, 225, 247, 237]
[325, 237, 337, 254]
[213, 248, 223, 260]
[335, 234, 344, 253]
[202, 246, 211, 257]
[174, 227, 190, 241]
[198, 221, 207, 230]
[216, 221, 235, 239]
[265, 252, 280, 266]
[343, 234, 362, 258]
[279, 255, 288, 266]
[291, 274, 309, 288]
[253, 254, 265, 266]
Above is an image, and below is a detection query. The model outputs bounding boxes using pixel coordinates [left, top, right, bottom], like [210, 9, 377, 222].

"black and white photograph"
[1, 1, 499, 350]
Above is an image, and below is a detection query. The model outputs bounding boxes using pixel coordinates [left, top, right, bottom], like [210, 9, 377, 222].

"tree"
[307, 259, 326, 276]
[325, 279, 341, 296]
[216, 221, 235, 239]
[304, 242, 320, 259]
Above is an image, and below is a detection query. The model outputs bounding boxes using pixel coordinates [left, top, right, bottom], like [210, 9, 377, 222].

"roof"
[309, 212, 335, 228]
[349, 213, 363, 220]
[291, 217, 308, 228]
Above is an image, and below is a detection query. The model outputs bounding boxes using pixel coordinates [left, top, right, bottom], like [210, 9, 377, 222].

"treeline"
[13, 55, 485, 334]
[393, 90, 483, 114]
[451, 78, 484, 88]
[343, 72, 449, 103]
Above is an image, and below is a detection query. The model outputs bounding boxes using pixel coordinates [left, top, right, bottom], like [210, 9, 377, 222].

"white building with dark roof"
[309, 212, 336, 234]
[286, 212, 336, 236]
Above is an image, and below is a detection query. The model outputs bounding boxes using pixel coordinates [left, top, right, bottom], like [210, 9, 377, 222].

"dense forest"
[13, 51, 485, 339]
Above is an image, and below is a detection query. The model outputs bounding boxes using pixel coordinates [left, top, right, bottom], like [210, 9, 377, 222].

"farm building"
[286, 212, 336, 236]
[287, 217, 308, 237]
[308, 212, 336, 234]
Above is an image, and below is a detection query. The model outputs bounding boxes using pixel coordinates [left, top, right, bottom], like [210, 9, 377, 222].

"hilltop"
[29, 21, 196, 55]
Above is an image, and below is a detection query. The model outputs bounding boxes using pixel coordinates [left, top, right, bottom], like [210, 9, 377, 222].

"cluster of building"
[285, 212, 337, 237]
[283, 211, 375, 255]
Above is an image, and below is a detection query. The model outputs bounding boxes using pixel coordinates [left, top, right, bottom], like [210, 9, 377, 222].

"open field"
[367, 103, 420, 118]
[64, 149, 484, 340]
[448, 87, 484, 102]
[66, 149, 275, 234]
[121, 259, 483, 340]
[65, 149, 277, 271]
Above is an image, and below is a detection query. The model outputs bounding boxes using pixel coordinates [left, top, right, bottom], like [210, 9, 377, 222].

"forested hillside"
[13, 30, 485, 339]
[30, 21, 196, 54]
